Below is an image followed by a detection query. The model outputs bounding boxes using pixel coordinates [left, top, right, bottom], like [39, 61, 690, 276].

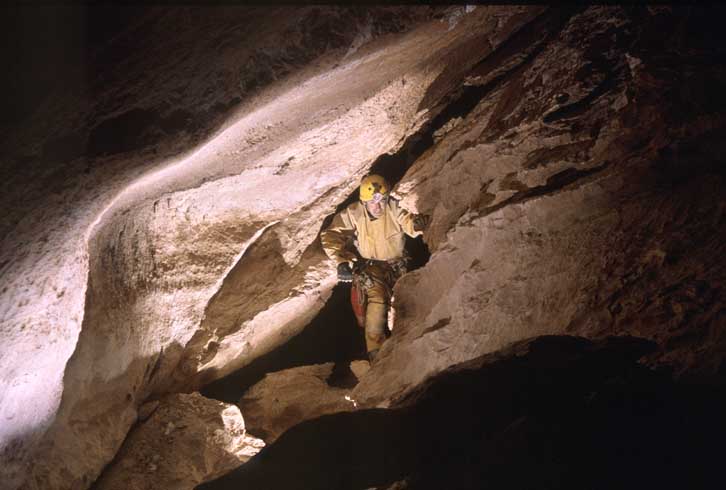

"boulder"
[93, 392, 264, 490]
[237, 363, 355, 443]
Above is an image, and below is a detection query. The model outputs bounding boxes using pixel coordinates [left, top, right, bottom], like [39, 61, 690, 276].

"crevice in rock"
[425, 6, 584, 164]
[200, 283, 365, 404]
[542, 71, 619, 124]
[325, 362, 361, 390]
[197, 6, 586, 424]
[523, 139, 597, 170]
[473, 161, 611, 221]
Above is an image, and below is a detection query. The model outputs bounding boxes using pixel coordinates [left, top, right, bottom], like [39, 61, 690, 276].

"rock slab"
[92, 392, 264, 490]
[237, 363, 355, 443]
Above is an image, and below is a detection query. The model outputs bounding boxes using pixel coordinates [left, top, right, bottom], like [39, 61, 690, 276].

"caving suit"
[320, 198, 422, 353]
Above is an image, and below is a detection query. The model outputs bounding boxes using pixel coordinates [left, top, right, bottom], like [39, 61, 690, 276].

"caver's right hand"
[413, 213, 431, 232]
[337, 262, 354, 282]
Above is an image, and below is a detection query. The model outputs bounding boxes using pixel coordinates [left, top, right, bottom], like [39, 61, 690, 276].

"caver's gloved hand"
[337, 262, 354, 282]
[413, 213, 431, 232]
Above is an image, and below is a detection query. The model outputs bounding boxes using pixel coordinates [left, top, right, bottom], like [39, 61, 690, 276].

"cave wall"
[353, 5, 726, 405]
[1, 5, 537, 490]
[1, 5, 724, 490]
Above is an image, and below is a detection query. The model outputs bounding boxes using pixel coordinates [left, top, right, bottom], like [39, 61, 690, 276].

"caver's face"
[364, 194, 387, 218]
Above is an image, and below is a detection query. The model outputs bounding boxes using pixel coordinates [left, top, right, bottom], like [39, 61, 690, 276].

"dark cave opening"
[200, 282, 366, 404]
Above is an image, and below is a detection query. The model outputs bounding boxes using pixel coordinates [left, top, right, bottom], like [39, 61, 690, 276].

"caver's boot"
[367, 349, 379, 362]
[365, 302, 388, 361]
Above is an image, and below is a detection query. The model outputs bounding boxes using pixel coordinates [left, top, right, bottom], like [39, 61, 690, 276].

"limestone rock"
[238, 363, 354, 443]
[2, 6, 532, 488]
[2, 5, 725, 490]
[353, 5, 726, 407]
[93, 392, 264, 490]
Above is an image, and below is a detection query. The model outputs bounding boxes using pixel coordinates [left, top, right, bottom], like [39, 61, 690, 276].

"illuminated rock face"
[1, 5, 533, 489]
[236, 363, 355, 443]
[1, 5, 725, 490]
[92, 392, 264, 490]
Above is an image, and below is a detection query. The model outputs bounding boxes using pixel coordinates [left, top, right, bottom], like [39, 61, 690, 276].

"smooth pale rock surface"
[2, 5, 725, 490]
[237, 363, 355, 443]
[4, 6, 535, 488]
[92, 392, 264, 490]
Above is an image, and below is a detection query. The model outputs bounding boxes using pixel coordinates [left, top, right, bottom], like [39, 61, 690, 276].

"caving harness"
[350, 254, 409, 328]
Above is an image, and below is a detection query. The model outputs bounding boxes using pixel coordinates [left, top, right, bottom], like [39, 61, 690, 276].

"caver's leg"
[362, 263, 392, 360]
[364, 301, 388, 359]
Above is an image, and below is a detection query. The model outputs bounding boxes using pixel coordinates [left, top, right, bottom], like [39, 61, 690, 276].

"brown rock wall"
[237, 363, 354, 443]
[354, 5, 726, 406]
[2, 6, 531, 489]
[92, 392, 264, 490]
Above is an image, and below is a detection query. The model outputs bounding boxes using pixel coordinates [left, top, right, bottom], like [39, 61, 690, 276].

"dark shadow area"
[201, 283, 366, 404]
[368, 133, 434, 189]
[405, 235, 430, 272]
[0, 5, 150, 128]
[198, 335, 726, 490]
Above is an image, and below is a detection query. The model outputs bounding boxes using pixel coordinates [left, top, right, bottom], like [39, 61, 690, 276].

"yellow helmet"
[359, 174, 390, 202]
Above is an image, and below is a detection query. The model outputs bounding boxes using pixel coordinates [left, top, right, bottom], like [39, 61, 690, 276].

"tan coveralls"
[320, 198, 422, 353]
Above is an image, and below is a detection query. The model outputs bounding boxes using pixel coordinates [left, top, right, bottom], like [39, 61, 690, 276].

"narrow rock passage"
[5, 5, 726, 490]
[199, 231, 431, 430]
[201, 179, 432, 432]
[201, 283, 366, 404]
[200, 93, 437, 405]
[14, 7, 491, 486]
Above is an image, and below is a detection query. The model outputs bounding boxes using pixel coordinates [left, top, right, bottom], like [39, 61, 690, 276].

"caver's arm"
[320, 207, 360, 265]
